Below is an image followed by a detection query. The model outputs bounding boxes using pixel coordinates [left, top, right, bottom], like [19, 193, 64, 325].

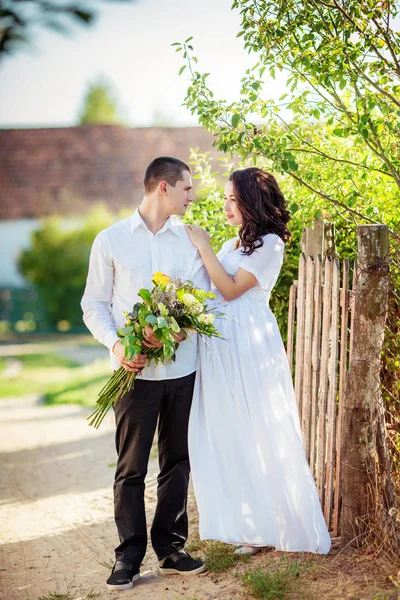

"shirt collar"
[129, 208, 180, 236]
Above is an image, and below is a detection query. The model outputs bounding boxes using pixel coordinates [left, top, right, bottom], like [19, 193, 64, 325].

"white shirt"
[81, 209, 210, 379]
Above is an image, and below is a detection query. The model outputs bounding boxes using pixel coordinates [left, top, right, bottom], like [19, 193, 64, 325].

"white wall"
[0, 219, 40, 287]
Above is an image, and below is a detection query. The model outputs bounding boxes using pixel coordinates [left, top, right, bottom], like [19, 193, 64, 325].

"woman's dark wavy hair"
[229, 168, 291, 256]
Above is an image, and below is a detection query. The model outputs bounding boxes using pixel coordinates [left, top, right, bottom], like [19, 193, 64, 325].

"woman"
[185, 168, 331, 555]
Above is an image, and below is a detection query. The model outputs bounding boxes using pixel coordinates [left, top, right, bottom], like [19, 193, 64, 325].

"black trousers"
[113, 371, 196, 567]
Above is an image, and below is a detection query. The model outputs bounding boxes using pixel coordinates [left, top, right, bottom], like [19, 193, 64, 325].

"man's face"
[164, 170, 194, 216]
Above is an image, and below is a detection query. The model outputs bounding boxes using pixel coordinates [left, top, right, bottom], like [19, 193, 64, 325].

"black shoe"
[159, 550, 206, 576]
[106, 561, 140, 590]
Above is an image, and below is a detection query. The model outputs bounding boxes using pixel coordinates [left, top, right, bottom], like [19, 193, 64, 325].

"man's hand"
[172, 331, 186, 343]
[112, 340, 147, 373]
[142, 326, 164, 349]
[142, 326, 186, 348]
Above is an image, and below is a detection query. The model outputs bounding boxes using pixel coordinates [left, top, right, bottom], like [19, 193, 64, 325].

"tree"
[0, 0, 136, 61]
[175, 2, 400, 228]
[18, 206, 127, 328]
[78, 78, 126, 125]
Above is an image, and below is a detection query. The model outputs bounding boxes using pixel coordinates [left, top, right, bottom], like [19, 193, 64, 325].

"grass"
[37, 592, 100, 600]
[44, 370, 110, 406]
[185, 535, 251, 572]
[97, 558, 114, 570]
[37, 593, 74, 600]
[241, 559, 311, 600]
[14, 353, 79, 369]
[0, 350, 110, 407]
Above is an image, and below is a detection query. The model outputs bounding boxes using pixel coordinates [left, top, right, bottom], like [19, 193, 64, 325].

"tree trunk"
[341, 225, 390, 548]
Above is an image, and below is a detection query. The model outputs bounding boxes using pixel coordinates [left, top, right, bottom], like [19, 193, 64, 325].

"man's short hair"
[144, 157, 191, 193]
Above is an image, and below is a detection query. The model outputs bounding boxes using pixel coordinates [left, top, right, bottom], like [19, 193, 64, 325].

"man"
[81, 157, 209, 590]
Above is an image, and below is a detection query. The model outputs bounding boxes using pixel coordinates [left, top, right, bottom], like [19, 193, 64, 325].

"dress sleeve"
[238, 234, 284, 289]
[217, 237, 236, 261]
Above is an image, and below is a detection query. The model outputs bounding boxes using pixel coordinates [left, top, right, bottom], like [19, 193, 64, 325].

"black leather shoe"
[159, 550, 206, 576]
[106, 561, 140, 590]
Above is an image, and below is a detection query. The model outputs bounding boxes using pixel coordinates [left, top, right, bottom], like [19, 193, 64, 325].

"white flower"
[182, 293, 199, 307]
[199, 313, 215, 325]
[166, 282, 177, 294]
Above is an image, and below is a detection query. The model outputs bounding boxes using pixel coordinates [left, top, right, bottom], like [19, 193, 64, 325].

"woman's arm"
[185, 225, 257, 301]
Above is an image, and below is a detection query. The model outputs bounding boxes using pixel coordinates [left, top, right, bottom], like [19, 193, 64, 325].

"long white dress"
[188, 234, 331, 554]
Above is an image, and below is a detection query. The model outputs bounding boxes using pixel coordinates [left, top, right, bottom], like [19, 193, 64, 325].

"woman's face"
[223, 180, 243, 226]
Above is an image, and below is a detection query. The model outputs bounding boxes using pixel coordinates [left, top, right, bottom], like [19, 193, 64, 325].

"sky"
[0, 0, 287, 129]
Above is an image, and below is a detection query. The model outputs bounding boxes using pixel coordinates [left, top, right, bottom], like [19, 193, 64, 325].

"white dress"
[188, 234, 331, 554]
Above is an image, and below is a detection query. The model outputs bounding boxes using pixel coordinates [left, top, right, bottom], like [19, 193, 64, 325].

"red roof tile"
[0, 125, 221, 219]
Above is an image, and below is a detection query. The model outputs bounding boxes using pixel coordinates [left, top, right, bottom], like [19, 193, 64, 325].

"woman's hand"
[185, 224, 211, 250]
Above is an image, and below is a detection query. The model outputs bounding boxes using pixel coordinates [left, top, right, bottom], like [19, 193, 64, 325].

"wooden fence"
[287, 221, 391, 545]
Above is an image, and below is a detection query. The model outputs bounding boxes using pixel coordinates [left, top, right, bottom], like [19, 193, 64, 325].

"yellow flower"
[153, 272, 171, 287]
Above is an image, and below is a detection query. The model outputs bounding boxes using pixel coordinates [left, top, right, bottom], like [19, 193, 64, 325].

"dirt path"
[0, 396, 241, 600]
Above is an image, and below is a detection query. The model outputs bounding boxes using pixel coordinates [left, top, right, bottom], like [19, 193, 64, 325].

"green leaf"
[185, 36, 193, 43]
[154, 329, 163, 341]
[170, 316, 181, 333]
[157, 317, 168, 328]
[179, 65, 187, 76]
[145, 314, 158, 325]
[121, 334, 134, 347]
[231, 114, 241, 128]
[117, 325, 134, 337]
[138, 289, 151, 303]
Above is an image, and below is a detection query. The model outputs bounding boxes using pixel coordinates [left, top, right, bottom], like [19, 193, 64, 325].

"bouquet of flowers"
[88, 272, 221, 428]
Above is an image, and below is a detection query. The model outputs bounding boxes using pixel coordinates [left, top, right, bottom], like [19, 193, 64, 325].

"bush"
[18, 205, 128, 328]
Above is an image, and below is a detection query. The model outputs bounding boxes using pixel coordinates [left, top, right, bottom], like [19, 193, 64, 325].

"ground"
[0, 339, 398, 600]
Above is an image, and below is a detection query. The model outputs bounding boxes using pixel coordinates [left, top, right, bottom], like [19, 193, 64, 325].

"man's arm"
[81, 233, 120, 351]
[81, 234, 147, 372]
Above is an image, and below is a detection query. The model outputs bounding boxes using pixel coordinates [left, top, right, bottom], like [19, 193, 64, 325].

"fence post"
[340, 225, 390, 548]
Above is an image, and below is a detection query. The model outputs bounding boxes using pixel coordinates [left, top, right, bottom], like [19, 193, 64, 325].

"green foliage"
[0, 349, 109, 402]
[203, 540, 251, 572]
[174, 1, 400, 228]
[79, 78, 127, 125]
[241, 560, 307, 600]
[18, 205, 126, 328]
[176, 3, 400, 432]
[37, 592, 73, 600]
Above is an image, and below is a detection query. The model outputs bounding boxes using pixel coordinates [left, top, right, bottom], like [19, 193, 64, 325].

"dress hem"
[198, 535, 331, 555]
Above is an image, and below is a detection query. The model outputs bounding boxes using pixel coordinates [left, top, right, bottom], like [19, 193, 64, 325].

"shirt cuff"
[104, 329, 120, 351]
[183, 328, 195, 339]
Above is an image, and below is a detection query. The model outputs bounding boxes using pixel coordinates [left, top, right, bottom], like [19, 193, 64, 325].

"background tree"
[78, 77, 127, 125]
[0, 0, 136, 61]
[18, 206, 127, 328]
[176, 2, 400, 228]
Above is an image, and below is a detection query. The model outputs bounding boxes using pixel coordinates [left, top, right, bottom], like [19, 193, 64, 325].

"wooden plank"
[316, 256, 333, 506]
[333, 258, 350, 537]
[324, 258, 340, 528]
[286, 281, 298, 374]
[294, 253, 306, 414]
[301, 255, 315, 462]
[310, 255, 323, 477]
[348, 261, 357, 363]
